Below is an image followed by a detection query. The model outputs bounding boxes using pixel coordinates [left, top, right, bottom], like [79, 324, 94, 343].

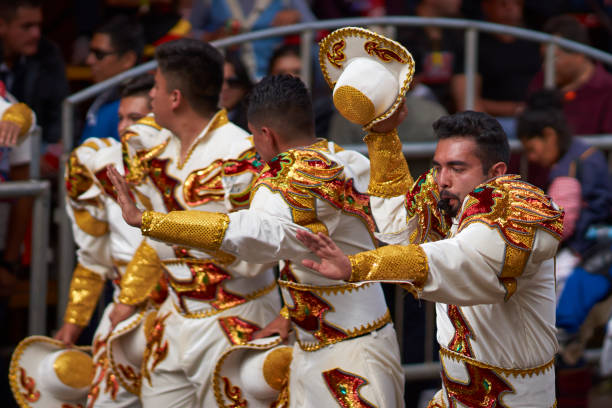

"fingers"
[301, 258, 322, 272]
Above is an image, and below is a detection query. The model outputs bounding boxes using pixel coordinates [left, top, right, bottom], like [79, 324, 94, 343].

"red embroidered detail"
[322, 368, 375, 408]
[405, 169, 451, 243]
[364, 41, 406, 63]
[218, 316, 261, 345]
[447, 305, 474, 357]
[148, 273, 169, 305]
[88, 333, 119, 407]
[170, 261, 246, 311]
[280, 262, 299, 283]
[117, 363, 140, 390]
[222, 377, 247, 407]
[62, 404, 84, 408]
[457, 175, 563, 247]
[327, 39, 346, 68]
[224, 147, 264, 209]
[183, 159, 225, 206]
[285, 287, 347, 344]
[66, 151, 93, 200]
[19, 367, 40, 402]
[149, 158, 183, 211]
[94, 168, 119, 201]
[442, 359, 513, 408]
[142, 312, 170, 387]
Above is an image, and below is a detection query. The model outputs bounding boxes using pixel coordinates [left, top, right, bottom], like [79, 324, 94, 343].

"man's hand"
[370, 99, 408, 133]
[253, 315, 291, 342]
[296, 230, 351, 280]
[107, 165, 143, 228]
[54, 322, 84, 347]
[109, 302, 137, 329]
[0, 120, 21, 147]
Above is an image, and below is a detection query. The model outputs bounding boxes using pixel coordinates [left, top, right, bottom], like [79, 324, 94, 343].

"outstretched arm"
[297, 230, 351, 280]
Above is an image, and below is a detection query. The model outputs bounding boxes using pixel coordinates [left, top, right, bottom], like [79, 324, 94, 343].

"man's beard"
[438, 191, 460, 218]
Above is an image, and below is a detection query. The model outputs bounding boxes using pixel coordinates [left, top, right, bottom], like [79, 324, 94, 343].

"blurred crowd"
[1, 0, 612, 406]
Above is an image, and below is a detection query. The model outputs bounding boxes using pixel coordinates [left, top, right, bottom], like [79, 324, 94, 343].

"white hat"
[106, 309, 152, 395]
[212, 336, 293, 408]
[9, 336, 94, 408]
[319, 27, 415, 130]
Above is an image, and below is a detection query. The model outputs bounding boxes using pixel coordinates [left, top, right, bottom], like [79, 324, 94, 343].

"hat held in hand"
[9, 336, 94, 407]
[319, 27, 415, 129]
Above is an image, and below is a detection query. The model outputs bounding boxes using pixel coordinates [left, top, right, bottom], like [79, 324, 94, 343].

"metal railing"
[0, 180, 51, 335]
[56, 16, 612, 378]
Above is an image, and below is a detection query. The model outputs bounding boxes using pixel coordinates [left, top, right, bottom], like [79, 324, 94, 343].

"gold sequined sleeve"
[64, 264, 105, 327]
[2, 102, 33, 143]
[141, 210, 230, 252]
[118, 240, 162, 306]
[363, 129, 413, 197]
[348, 244, 429, 292]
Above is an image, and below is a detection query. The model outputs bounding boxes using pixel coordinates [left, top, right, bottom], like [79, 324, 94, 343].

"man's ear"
[488, 161, 507, 179]
[170, 89, 181, 111]
[261, 125, 281, 154]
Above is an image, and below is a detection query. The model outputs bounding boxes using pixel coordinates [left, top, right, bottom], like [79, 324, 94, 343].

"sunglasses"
[89, 47, 118, 60]
[224, 77, 244, 87]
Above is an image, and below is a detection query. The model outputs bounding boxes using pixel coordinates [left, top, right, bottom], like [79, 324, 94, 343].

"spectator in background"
[117, 72, 155, 134]
[452, 0, 540, 136]
[517, 90, 612, 296]
[79, 14, 144, 145]
[219, 51, 252, 131]
[529, 14, 612, 135]
[189, 0, 315, 79]
[267, 43, 334, 138]
[395, 0, 463, 112]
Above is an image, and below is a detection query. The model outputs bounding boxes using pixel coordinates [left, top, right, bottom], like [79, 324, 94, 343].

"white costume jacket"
[348, 130, 564, 408]
[138, 139, 405, 407]
[116, 111, 281, 407]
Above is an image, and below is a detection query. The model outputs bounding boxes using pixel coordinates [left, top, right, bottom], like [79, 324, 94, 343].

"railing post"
[58, 100, 76, 328]
[29, 126, 41, 180]
[424, 301, 435, 362]
[300, 29, 313, 90]
[544, 42, 556, 89]
[464, 26, 478, 110]
[29, 181, 51, 335]
[394, 285, 405, 353]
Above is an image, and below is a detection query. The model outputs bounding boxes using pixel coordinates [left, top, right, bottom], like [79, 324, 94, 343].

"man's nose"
[436, 168, 451, 188]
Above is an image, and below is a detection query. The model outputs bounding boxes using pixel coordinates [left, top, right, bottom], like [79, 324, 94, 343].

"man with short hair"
[108, 39, 280, 408]
[298, 111, 564, 407]
[109, 74, 405, 407]
[79, 14, 144, 144]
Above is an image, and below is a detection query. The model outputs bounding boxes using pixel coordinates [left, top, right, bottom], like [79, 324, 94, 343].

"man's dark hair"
[247, 75, 314, 137]
[267, 44, 300, 75]
[543, 15, 590, 47]
[155, 38, 223, 116]
[0, 0, 41, 21]
[517, 90, 572, 156]
[120, 73, 154, 99]
[433, 111, 509, 172]
[95, 15, 145, 60]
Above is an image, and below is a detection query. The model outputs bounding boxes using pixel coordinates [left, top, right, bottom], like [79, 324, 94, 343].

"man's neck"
[561, 59, 594, 93]
[280, 135, 319, 154]
[170, 111, 215, 163]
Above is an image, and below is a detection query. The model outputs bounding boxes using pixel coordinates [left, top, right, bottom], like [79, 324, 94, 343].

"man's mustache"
[438, 191, 459, 213]
[439, 191, 459, 201]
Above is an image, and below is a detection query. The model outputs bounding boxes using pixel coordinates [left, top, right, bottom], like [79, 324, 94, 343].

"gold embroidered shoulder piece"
[252, 140, 375, 236]
[457, 175, 564, 300]
[405, 169, 452, 244]
[65, 149, 95, 201]
[121, 131, 170, 185]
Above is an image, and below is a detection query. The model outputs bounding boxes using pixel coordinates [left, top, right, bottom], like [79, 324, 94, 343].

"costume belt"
[162, 259, 277, 317]
[278, 280, 390, 351]
[438, 346, 556, 408]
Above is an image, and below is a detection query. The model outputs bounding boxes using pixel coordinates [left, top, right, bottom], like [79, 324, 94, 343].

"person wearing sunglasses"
[79, 14, 144, 146]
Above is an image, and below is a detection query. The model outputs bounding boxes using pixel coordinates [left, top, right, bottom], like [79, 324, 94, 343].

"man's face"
[149, 68, 174, 129]
[118, 95, 151, 134]
[269, 55, 301, 78]
[432, 0, 462, 17]
[482, 0, 524, 27]
[86, 33, 133, 83]
[0, 6, 42, 57]
[432, 137, 489, 217]
[248, 122, 277, 163]
[542, 44, 582, 88]
[520, 130, 559, 168]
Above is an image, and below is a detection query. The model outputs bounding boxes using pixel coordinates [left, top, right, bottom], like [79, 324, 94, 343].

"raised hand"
[370, 99, 408, 133]
[296, 230, 352, 280]
[107, 165, 143, 228]
[54, 322, 84, 347]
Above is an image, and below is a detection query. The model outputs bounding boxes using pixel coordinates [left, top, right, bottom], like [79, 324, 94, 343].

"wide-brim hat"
[212, 336, 293, 408]
[319, 26, 415, 130]
[106, 309, 151, 395]
[9, 336, 94, 408]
